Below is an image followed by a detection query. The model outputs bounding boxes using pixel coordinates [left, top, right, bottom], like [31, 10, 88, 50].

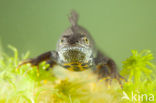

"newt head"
[56, 11, 95, 69]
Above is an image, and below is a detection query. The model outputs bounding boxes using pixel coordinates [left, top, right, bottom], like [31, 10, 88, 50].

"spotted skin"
[17, 10, 125, 87]
[63, 62, 90, 71]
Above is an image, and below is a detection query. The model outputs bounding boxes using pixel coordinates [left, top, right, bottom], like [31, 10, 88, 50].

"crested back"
[68, 10, 79, 27]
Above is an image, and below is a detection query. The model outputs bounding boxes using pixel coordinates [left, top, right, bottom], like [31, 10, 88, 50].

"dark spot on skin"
[63, 65, 71, 68]
[83, 67, 89, 69]
[81, 63, 87, 66]
[74, 67, 81, 71]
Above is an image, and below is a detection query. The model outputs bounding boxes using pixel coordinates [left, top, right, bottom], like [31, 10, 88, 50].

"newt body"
[18, 11, 123, 85]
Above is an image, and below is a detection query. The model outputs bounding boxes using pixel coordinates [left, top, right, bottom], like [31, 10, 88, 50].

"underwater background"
[0, 0, 156, 68]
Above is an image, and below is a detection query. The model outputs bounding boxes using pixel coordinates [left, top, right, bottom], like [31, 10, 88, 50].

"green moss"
[0, 47, 155, 103]
[121, 50, 156, 103]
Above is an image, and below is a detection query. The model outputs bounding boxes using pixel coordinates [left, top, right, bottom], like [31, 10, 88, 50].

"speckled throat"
[59, 47, 92, 71]
[63, 49, 85, 62]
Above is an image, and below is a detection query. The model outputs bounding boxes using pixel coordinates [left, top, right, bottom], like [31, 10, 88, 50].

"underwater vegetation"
[0, 46, 156, 103]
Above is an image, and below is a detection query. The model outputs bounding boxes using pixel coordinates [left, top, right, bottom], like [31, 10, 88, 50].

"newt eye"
[83, 37, 89, 44]
[60, 39, 64, 44]
[61, 39, 64, 43]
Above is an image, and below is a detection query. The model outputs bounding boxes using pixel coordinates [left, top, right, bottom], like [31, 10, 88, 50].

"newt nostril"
[68, 39, 78, 44]
[68, 39, 74, 44]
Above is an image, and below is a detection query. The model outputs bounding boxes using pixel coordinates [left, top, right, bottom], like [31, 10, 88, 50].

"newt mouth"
[61, 46, 87, 52]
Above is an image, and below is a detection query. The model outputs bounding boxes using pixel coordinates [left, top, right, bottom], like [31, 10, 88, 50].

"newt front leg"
[94, 52, 125, 88]
[17, 51, 58, 70]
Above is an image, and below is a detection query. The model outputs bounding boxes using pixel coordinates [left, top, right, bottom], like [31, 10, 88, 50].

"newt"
[17, 11, 124, 86]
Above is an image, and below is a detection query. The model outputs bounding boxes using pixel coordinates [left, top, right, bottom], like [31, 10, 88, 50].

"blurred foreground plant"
[121, 50, 156, 102]
[0, 47, 155, 103]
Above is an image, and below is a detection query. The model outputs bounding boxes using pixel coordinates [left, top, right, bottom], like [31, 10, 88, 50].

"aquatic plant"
[0, 46, 155, 103]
